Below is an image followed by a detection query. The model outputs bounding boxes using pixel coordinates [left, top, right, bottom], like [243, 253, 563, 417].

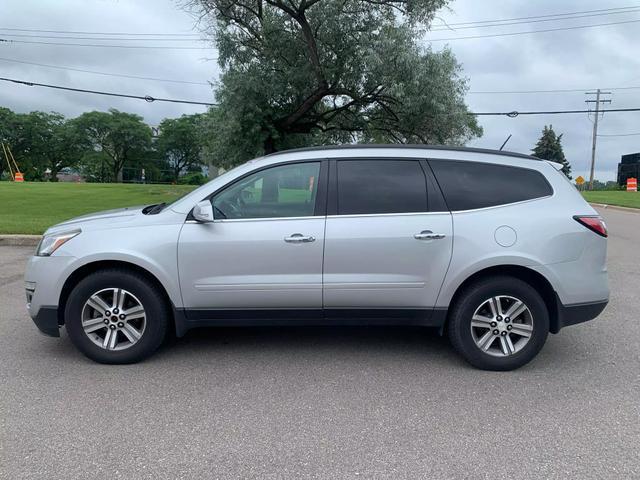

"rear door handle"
[284, 233, 316, 243]
[414, 230, 446, 240]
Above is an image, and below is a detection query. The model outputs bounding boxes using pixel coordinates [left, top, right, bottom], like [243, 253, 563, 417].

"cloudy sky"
[1, 0, 639, 180]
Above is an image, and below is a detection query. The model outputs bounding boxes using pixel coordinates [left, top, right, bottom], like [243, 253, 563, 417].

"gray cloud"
[1, 0, 638, 180]
[435, 1, 640, 180]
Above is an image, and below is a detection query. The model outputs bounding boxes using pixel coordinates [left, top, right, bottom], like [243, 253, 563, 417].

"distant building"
[617, 153, 640, 186]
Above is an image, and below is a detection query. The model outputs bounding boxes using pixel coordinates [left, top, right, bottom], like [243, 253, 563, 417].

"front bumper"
[31, 306, 61, 337]
[551, 298, 608, 333]
[25, 254, 77, 336]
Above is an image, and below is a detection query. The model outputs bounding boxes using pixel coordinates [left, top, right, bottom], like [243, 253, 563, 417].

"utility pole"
[585, 89, 612, 190]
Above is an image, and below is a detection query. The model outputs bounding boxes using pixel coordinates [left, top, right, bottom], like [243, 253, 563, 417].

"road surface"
[1, 207, 638, 479]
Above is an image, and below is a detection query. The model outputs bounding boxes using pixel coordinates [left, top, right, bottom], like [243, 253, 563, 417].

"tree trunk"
[116, 166, 123, 183]
[208, 164, 220, 180]
[49, 163, 60, 182]
[264, 135, 276, 154]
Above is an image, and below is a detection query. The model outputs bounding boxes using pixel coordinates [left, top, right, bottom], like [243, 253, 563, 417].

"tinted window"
[429, 160, 553, 211]
[212, 162, 320, 219]
[337, 160, 427, 215]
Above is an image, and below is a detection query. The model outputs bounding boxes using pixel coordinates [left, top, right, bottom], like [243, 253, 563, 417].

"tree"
[72, 109, 152, 182]
[532, 125, 571, 178]
[14, 112, 90, 181]
[187, 0, 482, 167]
[156, 114, 205, 182]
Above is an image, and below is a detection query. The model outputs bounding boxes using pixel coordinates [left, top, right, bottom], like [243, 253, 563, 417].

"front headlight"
[36, 229, 81, 256]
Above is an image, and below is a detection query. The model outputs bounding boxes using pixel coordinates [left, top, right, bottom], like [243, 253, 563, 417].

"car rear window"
[429, 159, 553, 211]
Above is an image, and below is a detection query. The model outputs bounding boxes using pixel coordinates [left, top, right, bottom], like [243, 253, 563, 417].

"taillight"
[573, 215, 608, 237]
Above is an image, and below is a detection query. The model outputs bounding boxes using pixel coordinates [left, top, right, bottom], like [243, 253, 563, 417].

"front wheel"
[65, 269, 170, 364]
[448, 276, 549, 371]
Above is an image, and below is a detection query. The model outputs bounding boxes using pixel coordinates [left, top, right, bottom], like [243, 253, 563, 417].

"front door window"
[212, 162, 321, 219]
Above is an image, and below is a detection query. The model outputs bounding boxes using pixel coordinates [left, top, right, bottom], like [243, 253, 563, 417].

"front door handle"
[414, 230, 446, 240]
[284, 233, 316, 243]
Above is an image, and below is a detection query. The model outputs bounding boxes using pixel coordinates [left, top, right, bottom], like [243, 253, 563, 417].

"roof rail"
[267, 144, 540, 161]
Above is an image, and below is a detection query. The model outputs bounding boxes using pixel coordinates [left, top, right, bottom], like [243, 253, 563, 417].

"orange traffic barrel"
[14, 172, 24, 182]
[627, 177, 637, 192]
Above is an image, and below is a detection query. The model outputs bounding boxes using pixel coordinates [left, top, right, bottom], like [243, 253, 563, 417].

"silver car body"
[25, 146, 608, 337]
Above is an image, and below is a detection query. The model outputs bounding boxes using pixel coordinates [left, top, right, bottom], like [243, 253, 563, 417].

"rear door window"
[336, 160, 428, 215]
[429, 160, 553, 211]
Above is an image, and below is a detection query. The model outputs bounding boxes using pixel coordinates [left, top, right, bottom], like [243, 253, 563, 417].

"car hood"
[46, 206, 145, 234]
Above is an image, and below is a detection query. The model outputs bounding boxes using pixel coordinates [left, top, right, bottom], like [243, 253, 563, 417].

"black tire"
[65, 268, 170, 364]
[448, 276, 549, 371]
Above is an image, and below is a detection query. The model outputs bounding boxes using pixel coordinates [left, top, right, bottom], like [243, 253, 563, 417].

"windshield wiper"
[143, 202, 166, 215]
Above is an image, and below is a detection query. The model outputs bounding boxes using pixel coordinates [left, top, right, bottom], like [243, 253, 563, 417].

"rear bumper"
[552, 298, 608, 333]
[31, 306, 61, 337]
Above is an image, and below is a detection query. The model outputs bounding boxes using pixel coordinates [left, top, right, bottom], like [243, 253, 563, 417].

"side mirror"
[192, 200, 214, 223]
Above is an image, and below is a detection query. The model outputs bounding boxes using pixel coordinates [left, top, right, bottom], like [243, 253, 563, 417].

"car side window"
[336, 159, 428, 215]
[429, 159, 553, 211]
[212, 162, 320, 219]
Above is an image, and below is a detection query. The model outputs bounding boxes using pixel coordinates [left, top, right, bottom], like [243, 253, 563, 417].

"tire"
[65, 268, 170, 364]
[447, 276, 549, 371]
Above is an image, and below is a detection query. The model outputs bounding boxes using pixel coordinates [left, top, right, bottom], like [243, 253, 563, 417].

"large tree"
[156, 114, 206, 182]
[14, 112, 90, 181]
[187, 0, 481, 167]
[72, 109, 152, 182]
[532, 125, 571, 179]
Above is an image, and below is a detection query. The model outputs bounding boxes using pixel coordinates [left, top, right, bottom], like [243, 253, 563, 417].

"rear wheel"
[448, 276, 549, 371]
[65, 269, 170, 364]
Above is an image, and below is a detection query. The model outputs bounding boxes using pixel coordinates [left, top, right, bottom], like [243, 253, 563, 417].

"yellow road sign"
[575, 176, 585, 185]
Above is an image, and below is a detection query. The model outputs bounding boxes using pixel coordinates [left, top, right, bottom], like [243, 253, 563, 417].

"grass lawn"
[2, 182, 637, 235]
[582, 191, 640, 209]
[0, 182, 197, 234]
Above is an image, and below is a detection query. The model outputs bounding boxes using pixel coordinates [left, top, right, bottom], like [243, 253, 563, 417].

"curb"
[590, 203, 640, 213]
[0, 235, 42, 246]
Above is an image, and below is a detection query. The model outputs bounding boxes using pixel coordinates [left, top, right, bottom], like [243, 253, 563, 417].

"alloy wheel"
[81, 288, 146, 351]
[470, 295, 534, 357]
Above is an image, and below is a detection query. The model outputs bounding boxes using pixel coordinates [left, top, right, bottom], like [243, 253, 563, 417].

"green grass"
[5, 182, 634, 235]
[0, 182, 197, 234]
[582, 191, 640, 209]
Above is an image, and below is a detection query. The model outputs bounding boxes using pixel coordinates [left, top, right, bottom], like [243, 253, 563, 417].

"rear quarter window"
[429, 159, 553, 211]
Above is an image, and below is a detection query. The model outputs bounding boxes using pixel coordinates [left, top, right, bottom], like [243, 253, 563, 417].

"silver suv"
[25, 146, 609, 370]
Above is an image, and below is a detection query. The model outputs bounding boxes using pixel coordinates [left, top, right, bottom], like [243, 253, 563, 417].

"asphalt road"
[1, 207, 639, 479]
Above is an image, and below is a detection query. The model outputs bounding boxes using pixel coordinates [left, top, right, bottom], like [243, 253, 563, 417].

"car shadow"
[161, 325, 458, 361]
[38, 324, 585, 372]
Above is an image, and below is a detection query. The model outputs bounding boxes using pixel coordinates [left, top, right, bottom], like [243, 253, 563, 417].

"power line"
[427, 18, 640, 41]
[3, 18, 638, 49]
[469, 86, 640, 94]
[0, 57, 212, 85]
[430, 7, 640, 31]
[4, 5, 639, 36]
[0, 77, 217, 106]
[5, 55, 639, 96]
[5, 76, 640, 115]
[469, 107, 640, 116]
[0, 33, 203, 41]
[0, 27, 200, 36]
[597, 132, 640, 136]
[0, 39, 210, 49]
[436, 5, 640, 26]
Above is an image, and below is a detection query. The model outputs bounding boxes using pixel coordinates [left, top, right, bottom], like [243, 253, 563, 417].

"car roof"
[265, 144, 540, 162]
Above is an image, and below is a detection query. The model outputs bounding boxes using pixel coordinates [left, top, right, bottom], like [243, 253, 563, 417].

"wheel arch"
[445, 264, 561, 333]
[58, 260, 176, 331]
